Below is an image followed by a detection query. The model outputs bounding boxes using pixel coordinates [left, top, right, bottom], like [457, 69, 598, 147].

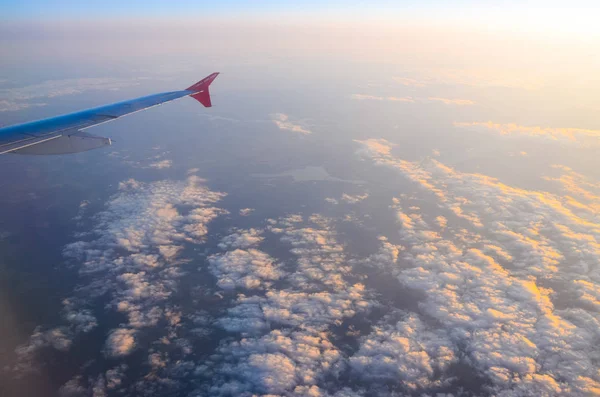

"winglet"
[186, 72, 219, 108]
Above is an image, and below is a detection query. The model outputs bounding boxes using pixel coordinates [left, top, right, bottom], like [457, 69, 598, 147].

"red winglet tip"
[186, 72, 219, 107]
[186, 72, 219, 92]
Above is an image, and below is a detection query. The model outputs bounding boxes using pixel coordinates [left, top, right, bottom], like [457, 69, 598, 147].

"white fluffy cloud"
[210, 329, 343, 396]
[15, 175, 227, 390]
[208, 248, 284, 290]
[350, 312, 456, 390]
[218, 228, 263, 250]
[206, 215, 372, 396]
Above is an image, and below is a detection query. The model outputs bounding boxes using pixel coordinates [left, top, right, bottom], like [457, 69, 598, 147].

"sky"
[1, 0, 483, 17]
[1, 0, 599, 31]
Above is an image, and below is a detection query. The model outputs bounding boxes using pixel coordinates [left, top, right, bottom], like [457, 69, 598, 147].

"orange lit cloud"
[427, 97, 475, 105]
[355, 138, 600, 395]
[454, 121, 600, 146]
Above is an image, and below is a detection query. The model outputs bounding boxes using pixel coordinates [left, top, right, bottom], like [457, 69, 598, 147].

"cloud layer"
[355, 138, 600, 395]
[205, 215, 372, 396]
[14, 175, 227, 393]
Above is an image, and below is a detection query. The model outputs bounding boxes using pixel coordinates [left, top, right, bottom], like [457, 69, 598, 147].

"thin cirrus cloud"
[427, 97, 475, 105]
[393, 72, 544, 90]
[351, 94, 475, 105]
[454, 121, 600, 146]
[354, 137, 600, 395]
[0, 77, 143, 112]
[392, 77, 428, 87]
[351, 94, 415, 102]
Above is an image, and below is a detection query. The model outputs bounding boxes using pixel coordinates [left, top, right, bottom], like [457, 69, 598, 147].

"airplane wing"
[0, 72, 219, 155]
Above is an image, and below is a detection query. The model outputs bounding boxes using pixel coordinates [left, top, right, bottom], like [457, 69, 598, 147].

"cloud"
[104, 328, 136, 358]
[62, 299, 98, 333]
[0, 77, 142, 112]
[105, 365, 128, 390]
[21, 132, 600, 395]
[543, 165, 600, 215]
[0, 100, 46, 112]
[210, 329, 343, 396]
[351, 94, 415, 102]
[218, 229, 264, 250]
[341, 193, 369, 204]
[350, 312, 456, 391]
[205, 215, 372, 396]
[148, 159, 173, 169]
[354, 138, 396, 158]
[271, 113, 312, 135]
[324, 193, 369, 205]
[15, 326, 73, 355]
[216, 217, 371, 333]
[15, 175, 227, 385]
[427, 97, 474, 105]
[454, 121, 600, 146]
[208, 248, 284, 290]
[351, 94, 386, 101]
[355, 138, 600, 395]
[393, 71, 542, 90]
[58, 376, 87, 397]
[392, 77, 428, 87]
[239, 208, 254, 216]
[91, 375, 107, 397]
[351, 95, 474, 105]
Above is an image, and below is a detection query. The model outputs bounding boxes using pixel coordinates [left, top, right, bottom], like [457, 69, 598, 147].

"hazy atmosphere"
[1, 2, 600, 396]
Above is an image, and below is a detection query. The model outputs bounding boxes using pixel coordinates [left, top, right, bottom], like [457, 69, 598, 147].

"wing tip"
[187, 72, 219, 107]
[186, 72, 220, 92]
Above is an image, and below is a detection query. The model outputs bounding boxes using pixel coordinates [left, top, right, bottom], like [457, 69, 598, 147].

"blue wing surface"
[0, 72, 219, 155]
